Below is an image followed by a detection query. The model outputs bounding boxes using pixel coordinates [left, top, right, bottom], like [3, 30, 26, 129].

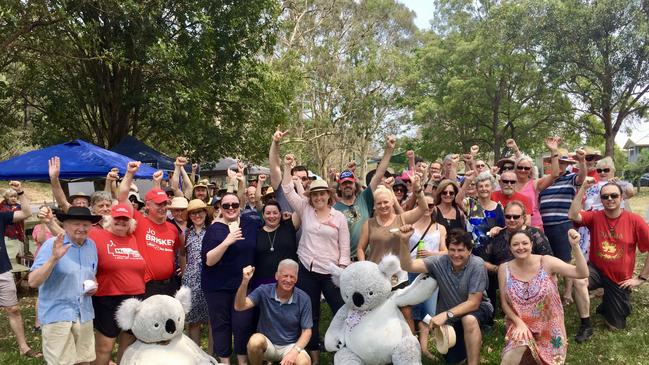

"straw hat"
[582, 146, 602, 160]
[263, 186, 275, 196]
[542, 148, 575, 163]
[433, 324, 457, 354]
[186, 199, 214, 216]
[303, 179, 335, 196]
[168, 197, 189, 210]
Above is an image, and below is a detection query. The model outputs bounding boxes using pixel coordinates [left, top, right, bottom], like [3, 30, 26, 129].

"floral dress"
[182, 226, 209, 324]
[503, 260, 566, 365]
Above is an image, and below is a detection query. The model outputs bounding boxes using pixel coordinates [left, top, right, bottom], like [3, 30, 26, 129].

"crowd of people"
[0, 131, 648, 365]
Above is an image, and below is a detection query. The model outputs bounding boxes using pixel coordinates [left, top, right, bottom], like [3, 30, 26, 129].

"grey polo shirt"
[423, 254, 493, 316]
[249, 284, 312, 346]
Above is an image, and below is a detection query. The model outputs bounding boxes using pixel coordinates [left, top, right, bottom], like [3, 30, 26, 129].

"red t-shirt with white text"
[579, 210, 649, 283]
[133, 210, 180, 282]
[89, 227, 146, 296]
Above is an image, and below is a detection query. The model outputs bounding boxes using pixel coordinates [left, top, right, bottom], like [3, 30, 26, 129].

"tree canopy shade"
[1, 0, 284, 162]
[0, 139, 162, 181]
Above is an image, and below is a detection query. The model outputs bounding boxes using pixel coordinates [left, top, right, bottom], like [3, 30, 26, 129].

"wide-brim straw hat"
[582, 146, 602, 160]
[68, 192, 91, 204]
[496, 157, 516, 169]
[433, 324, 457, 354]
[542, 148, 575, 163]
[303, 179, 335, 197]
[168, 197, 189, 210]
[186, 199, 214, 216]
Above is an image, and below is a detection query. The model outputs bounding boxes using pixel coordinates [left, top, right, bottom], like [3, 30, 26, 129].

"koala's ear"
[329, 263, 343, 287]
[116, 298, 143, 331]
[378, 254, 401, 278]
[175, 286, 192, 314]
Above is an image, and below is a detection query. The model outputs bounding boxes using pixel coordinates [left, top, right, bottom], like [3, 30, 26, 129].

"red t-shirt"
[89, 227, 146, 296]
[491, 191, 533, 217]
[133, 210, 181, 282]
[579, 210, 649, 283]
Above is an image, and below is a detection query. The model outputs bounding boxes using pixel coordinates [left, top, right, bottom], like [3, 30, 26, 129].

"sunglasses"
[427, 203, 435, 209]
[475, 164, 485, 168]
[349, 205, 358, 218]
[500, 179, 517, 185]
[441, 190, 456, 196]
[221, 203, 240, 210]
[585, 155, 597, 162]
[501, 165, 514, 171]
[505, 214, 521, 220]
[600, 193, 620, 201]
[393, 187, 406, 193]
[596, 168, 611, 174]
[516, 166, 531, 171]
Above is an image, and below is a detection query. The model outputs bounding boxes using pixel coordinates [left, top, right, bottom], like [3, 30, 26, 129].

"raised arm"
[29, 233, 69, 288]
[269, 129, 288, 189]
[568, 177, 595, 224]
[281, 154, 308, 215]
[369, 136, 396, 191]
[255, 175, 266, 211]
[573, 148, 588, 186]
[455, 170, 475, 205]
[544, 229, 588, 279]
[104, 168, 120, 199]
[402, 175, 427, 224]
[178, 159, 195, 199]
[536, 137, 561, 192]
[398, 225, 428, 273]
[36, 206, 63, 236]
[505, 139, 522, 160]
[152, 170, 163, 190]
[235, 162, 246, 204]
[9, 181, 32, 221]
[48, 157, 71, 212]
[234, 266, 256, 311]
[118, 162, 141, 205]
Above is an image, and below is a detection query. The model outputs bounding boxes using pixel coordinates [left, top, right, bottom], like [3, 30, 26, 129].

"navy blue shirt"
[201, 214, 262, 292]
[249, 284, 312, 346]
[0, 212, 14, 274]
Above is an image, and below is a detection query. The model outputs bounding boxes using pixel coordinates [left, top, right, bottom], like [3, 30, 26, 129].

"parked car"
[640, 173, 649, 187]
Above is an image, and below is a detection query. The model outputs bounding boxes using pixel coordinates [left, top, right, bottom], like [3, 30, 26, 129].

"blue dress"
[182, 225, 209, 324]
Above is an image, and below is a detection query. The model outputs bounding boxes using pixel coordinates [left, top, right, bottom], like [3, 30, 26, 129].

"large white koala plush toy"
[116, 286, 221, 365]
[325, 255, 437, 365]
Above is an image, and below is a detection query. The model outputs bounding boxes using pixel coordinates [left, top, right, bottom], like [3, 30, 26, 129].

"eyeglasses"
[441, 190, 455, 196]
[475, 164, 485, 168]
[596, 168, 611, 174]
[516, 166, 531, 171]
[505, 214, 521, 220]
[600, 193, 620, 201]
[500, 179, 516, 185]
[221, 203, 240, 210]
[501, 165, 514, 171]
[585, 155, 596, 161]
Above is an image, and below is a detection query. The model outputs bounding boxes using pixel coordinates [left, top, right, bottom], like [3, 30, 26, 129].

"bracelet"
[639, 275, 648, 282]
[17, 191, 24, 196]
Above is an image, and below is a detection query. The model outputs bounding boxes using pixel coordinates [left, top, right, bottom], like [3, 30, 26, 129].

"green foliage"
[402, 1, 573, 162]
[1, 0, 281, 162]
[625, 149, 649, 183]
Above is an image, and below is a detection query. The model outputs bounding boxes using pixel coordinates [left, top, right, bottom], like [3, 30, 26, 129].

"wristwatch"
[639, 275, 648, 282]
[446, 311, 455, 319]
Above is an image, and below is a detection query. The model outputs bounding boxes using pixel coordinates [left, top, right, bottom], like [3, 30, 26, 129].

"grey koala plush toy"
[116, 286, 221, 365]
[324, 255, 437, 365]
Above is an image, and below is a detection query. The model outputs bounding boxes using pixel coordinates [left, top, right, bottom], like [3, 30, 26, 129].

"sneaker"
[574, 325, 593, 343]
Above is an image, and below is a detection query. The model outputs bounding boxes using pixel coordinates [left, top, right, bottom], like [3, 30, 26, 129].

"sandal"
[21, 349, 42, 358]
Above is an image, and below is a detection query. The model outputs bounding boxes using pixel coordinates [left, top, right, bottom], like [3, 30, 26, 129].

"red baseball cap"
[338, 170, 356, 184]
[111, 203, 133, 218]
[145, 188, 168, 204]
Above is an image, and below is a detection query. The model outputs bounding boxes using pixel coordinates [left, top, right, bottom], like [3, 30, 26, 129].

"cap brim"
[338, 178, 356, 184]
[55, 213, 103, 224]
[147, 196, 169, 204]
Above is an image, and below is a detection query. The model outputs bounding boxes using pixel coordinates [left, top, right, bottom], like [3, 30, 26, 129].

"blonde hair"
[102, 215, 137, 235]
[515, 155, 539, 179]
[373, 185, 396, 203]
[3, 188, 17, 200]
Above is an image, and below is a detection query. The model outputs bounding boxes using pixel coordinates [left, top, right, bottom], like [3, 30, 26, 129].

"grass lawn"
[2, 189, 649, 364]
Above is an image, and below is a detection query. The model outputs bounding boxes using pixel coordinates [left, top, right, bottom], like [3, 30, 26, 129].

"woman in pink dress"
[499, 229, 588, 365]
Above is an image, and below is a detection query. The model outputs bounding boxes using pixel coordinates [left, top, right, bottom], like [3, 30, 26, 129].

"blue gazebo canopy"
[0, 139, 162, 181]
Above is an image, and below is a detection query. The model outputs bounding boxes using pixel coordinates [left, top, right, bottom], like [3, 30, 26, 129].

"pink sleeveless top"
[519, 180, 542, 229]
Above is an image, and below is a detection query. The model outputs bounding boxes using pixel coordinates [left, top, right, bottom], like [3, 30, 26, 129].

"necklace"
[604, 212, 622, 235]
[267, 229, 278, 252]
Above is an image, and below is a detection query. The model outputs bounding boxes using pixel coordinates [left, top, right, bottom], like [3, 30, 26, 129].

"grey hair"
[596, 157, 615, 171]
[515, 154, 539, 179]
[3, 188, 17, 200]
[102, 215, 137, 234]
[475, 171, 496, 186]
[90, 191, 113, 207]
[277, 259, 299, 274]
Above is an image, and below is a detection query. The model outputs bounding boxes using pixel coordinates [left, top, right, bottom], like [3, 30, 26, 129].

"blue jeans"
[408, 272, 438, 321]
[544, 221, 574, 262]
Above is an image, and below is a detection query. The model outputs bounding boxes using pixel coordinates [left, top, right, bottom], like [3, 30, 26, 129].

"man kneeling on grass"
[235, 259, 312, 365]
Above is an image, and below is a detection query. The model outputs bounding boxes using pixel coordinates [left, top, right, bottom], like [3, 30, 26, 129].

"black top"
[435, 205, 466, 233]
[253, 220, 298, 284]
[474, 226, 553, 266]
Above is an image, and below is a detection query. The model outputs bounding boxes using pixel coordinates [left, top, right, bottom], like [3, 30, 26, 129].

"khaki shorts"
[264, 337, 310, 362]
[0, 271, 18, 307]
[42, 320, 95, 365]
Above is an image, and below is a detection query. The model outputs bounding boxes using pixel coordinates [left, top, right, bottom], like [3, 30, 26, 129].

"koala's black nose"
[352, 292, 364, 307]
[165, 319, 176, 334]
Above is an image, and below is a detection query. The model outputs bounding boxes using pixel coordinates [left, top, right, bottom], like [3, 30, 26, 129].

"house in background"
[623, 135, 649, 163]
